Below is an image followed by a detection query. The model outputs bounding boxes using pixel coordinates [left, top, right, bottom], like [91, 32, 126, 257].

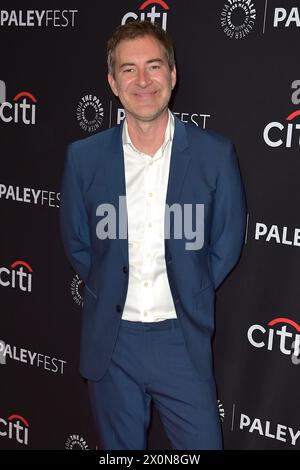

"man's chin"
[126, 107, 168, 123]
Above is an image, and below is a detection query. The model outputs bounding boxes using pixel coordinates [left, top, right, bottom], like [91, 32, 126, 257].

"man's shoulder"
[183, 120, 233, 150]
[70, 125, 119, 152]
[179, 120, 237, 170]
[66, 125, 121, 171]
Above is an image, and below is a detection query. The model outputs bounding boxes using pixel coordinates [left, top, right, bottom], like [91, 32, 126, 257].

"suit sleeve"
[59, 143, 91, 283]
[209, 141, 246, 289]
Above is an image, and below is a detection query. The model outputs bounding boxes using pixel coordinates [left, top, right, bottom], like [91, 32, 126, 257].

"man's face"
[108, 35, 176, 123]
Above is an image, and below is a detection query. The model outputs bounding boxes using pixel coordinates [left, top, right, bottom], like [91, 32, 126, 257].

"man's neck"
[125, 110, 169, 157]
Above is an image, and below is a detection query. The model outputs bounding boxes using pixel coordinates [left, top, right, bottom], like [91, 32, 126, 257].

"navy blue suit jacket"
[60, 115, 246, 381]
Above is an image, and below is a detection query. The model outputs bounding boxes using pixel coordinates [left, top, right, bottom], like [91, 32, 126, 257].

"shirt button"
[148, 222, 152, 228]
[144, 311, 148, 316]
[148, 192, 153, 197]
[116, 305, 122, 313]
[144, 282, 148, 287]
[122, 266, 128, 274]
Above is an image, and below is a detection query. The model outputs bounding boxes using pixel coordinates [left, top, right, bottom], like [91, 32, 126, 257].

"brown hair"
[107, 21, 175, 76]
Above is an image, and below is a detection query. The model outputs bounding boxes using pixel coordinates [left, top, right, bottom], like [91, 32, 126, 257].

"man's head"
[107, 21, 175, 77]
[107, 21, 176, 123]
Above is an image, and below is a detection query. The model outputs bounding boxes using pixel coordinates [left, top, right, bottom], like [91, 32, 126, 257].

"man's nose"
[136, 68, 151, 87]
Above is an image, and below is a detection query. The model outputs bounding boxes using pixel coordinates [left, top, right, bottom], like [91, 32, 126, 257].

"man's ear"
[171, 65, 177, 90]
[107, 73, 119, 97]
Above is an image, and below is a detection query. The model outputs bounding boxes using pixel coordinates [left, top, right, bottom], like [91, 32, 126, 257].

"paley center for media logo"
[0, 80, 37, 125]
[77, 94, 104, 133]
[121, 0, 170, 30]
[0, 414, 29, 446]
[263, 80, 300, 149]
[71, 274, 84, 308]
[0, 260, 33, 293]
[65, 434, 89, 450]
[247, 317, 300, 364]
[0, 9, 78, 28]
[218, 400, 225, 422]
[220, 0, 256, 39]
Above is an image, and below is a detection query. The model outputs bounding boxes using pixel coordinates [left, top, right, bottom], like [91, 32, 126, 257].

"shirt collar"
[122, 109, 174, 154]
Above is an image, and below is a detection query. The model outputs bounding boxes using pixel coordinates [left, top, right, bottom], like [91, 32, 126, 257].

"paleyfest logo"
[0, 9, 78, 28]
[121, 0, 170, 30]
[221, 0, 256, 39]
[238, 411, 300, 446]
[273, 7, 300, 29]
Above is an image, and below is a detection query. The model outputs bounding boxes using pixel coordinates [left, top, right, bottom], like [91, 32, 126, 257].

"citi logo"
[263, 109, 300, 148]
[0, 80, 37, 125]
[0, 414, 29, 445]
[248, 317, 300, 358]
[121, 0, 169, 30]
[0, 260, 33, 292]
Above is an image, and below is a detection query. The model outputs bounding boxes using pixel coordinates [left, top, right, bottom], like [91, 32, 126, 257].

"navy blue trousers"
[88, 319, 222, 450]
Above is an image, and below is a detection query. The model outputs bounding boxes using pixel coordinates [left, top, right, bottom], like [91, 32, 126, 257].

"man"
[60, 21, 246, 450]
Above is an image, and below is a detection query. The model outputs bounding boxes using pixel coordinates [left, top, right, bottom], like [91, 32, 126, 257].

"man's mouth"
[133, 90, 158, 98]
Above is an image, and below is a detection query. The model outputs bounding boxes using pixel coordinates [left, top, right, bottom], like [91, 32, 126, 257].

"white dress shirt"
[121, 110, 177, 322]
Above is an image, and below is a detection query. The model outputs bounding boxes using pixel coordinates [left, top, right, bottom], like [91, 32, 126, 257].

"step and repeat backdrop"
[1, 0, 300, 450]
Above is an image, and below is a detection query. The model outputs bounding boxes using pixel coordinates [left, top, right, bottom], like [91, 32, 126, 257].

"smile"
[133, 91, 158, 99]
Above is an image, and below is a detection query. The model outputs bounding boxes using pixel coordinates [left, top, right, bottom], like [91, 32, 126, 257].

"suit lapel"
[103, 115, 191, 263]
[104, 122, 128, 265]
[165, 116, 191, 233]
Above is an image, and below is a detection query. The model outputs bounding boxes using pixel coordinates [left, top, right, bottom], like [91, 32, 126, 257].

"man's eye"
[150, 65, 160, 70]
[124, 68, 135, 73]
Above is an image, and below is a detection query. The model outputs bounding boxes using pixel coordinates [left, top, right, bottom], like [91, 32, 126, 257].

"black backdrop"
[1, 0, 300, 450]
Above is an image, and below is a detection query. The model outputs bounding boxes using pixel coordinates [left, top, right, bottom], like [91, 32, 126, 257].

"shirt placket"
[140, 153, 158, 321]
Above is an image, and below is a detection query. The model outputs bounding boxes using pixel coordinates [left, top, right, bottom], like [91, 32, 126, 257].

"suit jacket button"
[122, 266, 128, 274]
[116, 305, 122, 312]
